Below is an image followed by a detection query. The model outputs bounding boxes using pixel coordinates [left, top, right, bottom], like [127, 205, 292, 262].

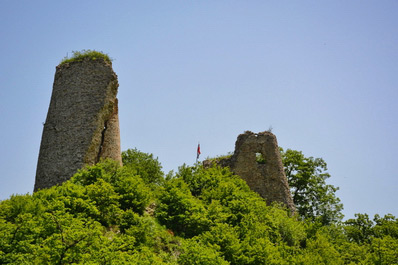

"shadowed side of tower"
[34, 58, 122, 191]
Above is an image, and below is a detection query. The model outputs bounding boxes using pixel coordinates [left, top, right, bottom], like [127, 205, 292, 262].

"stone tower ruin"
[34, 58, 122, 191]
[206, 131, 295, 212]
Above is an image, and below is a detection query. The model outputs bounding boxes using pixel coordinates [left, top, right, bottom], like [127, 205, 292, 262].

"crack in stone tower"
[34, 58, 122, 191]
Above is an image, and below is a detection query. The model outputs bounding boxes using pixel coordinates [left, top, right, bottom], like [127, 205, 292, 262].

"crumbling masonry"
[34, 58, 122, 191]
[206, 131, 295, 212]
[33, 55, 295, 212]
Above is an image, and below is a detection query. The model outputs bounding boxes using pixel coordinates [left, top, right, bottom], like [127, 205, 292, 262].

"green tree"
[344, 213, 374, 244]
[373, 214, 398, 239]
[155, 178, 211, 238]
[122, 148, 164, 185]
[0, 159, 179, 264]
[179, 239, 229, 265]
[342, 213, 398, 264]
[280, 148, 343, 225]
[114, 169, 151, 214]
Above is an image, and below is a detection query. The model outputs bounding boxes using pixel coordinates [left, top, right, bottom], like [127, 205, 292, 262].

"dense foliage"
[122, 148, 164, 186]
[60, 50, 112, 65]
[280, 148, 344, 225]
[0, 149, 397, 264]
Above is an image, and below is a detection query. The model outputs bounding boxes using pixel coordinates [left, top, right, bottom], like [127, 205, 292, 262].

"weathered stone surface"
[206, 131, 295, 212]
[34, 58, 122, 191]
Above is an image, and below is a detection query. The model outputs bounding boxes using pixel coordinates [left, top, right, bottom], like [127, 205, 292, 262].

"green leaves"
[155, 164, 309, 264]
[122, 148, 164, 185]
[0, 155, 169, 263]
[0, 148, 397, 264]
[115, 168, 151, 214]
[179, 239, 229, 265]
[156, 178, 211, 238]
[281, 148, 344, 225]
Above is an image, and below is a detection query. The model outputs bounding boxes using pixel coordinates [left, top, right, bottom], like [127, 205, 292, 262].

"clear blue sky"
[1, 1, 397, 220]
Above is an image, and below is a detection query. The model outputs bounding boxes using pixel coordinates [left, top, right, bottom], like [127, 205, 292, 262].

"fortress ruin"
[33, 53, 295, 212]
[34, 57, 122, 191]
[205, 131, 295, 212]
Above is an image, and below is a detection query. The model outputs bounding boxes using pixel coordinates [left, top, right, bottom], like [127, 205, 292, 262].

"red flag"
[197, 143, 201, 159]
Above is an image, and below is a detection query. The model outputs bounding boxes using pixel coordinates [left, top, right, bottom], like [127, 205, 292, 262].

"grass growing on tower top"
[60, 50, 112, 65]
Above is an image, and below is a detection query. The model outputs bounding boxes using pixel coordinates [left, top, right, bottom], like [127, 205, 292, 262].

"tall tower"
[34, 57, 122, 191]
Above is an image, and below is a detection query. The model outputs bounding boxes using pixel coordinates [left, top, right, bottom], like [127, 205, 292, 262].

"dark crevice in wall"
[96, 121, 108, 163]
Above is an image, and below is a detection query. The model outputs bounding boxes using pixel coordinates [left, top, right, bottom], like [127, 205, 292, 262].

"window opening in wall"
[256, 152, 266, 164]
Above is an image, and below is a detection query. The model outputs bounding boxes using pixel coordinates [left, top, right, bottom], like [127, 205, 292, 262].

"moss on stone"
[60, 50, 112, 65]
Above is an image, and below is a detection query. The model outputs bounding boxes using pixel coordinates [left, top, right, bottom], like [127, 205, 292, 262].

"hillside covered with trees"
[0, 149, 397, 264]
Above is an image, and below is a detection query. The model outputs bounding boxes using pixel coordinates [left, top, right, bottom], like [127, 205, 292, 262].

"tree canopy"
[280, 148, 344, 225]
[0, 148, 397, 264]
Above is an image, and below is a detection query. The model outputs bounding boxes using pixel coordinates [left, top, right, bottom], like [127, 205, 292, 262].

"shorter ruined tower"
[34, 56, 122, 191]
[207, 131, 295, 212]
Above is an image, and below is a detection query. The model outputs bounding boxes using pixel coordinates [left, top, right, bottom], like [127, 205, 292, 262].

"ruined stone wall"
[34, 58, 122, 191]
[207, 131, 295, 212]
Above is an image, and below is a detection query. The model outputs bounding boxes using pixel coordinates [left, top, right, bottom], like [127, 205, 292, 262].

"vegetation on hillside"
[0, 148, 397, 264]
[60, 50, 112, 65]
[280, 148, 343, 225]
